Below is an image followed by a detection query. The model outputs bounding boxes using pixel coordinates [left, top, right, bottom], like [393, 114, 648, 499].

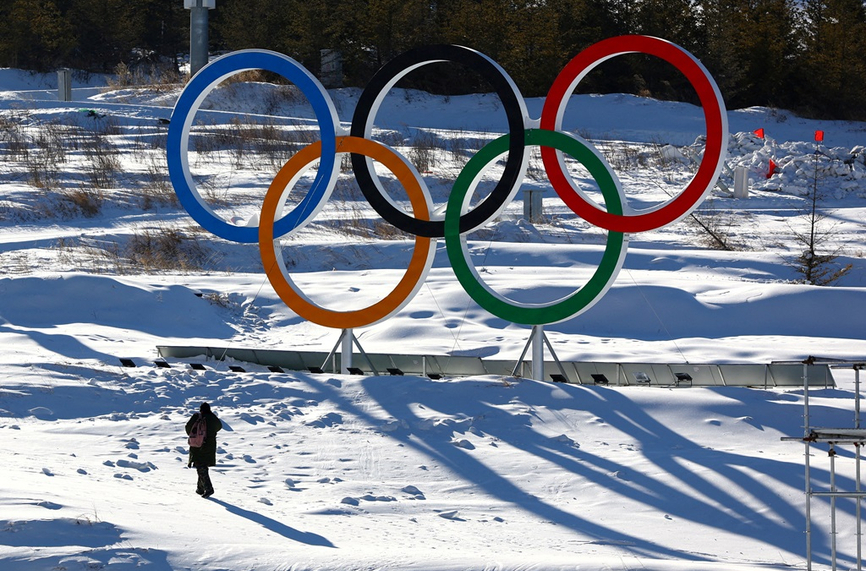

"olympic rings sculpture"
[167, 36, 728, 328]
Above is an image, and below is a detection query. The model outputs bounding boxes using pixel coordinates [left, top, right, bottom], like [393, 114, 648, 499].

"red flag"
[767, 159, 777, 179]
[754, 128, 765, 139]
[815, 130, 824, 142]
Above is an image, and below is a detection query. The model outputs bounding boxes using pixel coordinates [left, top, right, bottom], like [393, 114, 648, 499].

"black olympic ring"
[350, 44, 530, 238]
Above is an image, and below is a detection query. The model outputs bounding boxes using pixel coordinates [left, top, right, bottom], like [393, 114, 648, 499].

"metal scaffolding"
[783, 358, 866, 571]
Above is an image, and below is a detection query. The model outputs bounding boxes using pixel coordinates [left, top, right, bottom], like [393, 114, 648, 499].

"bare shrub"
[371, 220, 404, 239]
[199, 173, 231, 207]
[525, 147, 545, 182]
[22, 122, 78, 193]
[263, 84, 303, 115]
[596, 140, 641, 171]
[408, 130, 439, 173]
[81, 113, 121, 137]
[447, 132, 468, 169]
[690, 199, 741, 251]
[83, 134, 121, 188]
[376, 129, 405, 147]
[107, 62, 182, 93]
[255, 120, 300, 172]
[26, 160, 61, 191]
[218, 69, 273, 85]
[140, 155, 178, 209]
[0, 111, 32, 160]
[108, 62, 135, 89]
[63, 186, 104, 217]
[125, 227, 210, 272]
[202, 292, 231, 308]
[34, 121, 70, 165]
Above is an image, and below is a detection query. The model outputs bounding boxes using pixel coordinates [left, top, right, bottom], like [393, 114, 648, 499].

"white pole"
[57, 69, 72, 102]
[804, 361, 813, 571]
[341, 328, 353, 374]
[531, 324, 544, 381]
[831, 444, 838, 571]
[733, 166, 749, 198]
[857, 367, 863, 570]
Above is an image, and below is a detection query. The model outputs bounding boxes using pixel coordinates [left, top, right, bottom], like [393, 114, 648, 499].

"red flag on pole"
[754, 128, 765, 139]
[767, 159, 777, 179]
[815, 130, 824, 142]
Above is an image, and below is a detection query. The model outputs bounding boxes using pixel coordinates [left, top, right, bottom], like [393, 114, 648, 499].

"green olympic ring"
[445, 129, 628, 325]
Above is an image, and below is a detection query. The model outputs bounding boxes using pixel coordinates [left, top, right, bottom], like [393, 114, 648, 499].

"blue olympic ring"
[167, 50, 340, 243]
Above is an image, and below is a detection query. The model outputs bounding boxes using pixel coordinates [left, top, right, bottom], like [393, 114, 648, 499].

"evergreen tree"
[795, 0, 866, 119]
[2, 0, 75, 70]
[631, 0, 702, 102]
[0, 0, 862, 120]
[66, 0, 140, 71]
[131, 0, 186, 69]
[697, 0, 798, 110]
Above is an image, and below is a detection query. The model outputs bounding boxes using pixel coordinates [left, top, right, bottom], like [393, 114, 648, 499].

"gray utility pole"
[186, 0, 215, 77]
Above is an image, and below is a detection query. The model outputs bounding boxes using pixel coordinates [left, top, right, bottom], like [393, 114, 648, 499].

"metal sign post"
[185, 0, 215, 77]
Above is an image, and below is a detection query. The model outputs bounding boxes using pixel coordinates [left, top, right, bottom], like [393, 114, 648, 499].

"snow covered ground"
[0, 61, 864, 570]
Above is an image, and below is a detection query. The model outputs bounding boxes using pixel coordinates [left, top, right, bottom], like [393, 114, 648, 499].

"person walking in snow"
[185, 402, 222, 498]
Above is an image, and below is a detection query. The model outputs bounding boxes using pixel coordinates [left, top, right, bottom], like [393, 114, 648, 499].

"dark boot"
[195, 465, 205, 495]
[197, 465, 214, 498]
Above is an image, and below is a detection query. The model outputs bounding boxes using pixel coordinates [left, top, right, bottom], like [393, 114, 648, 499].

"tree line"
[1, 0, 865, 120]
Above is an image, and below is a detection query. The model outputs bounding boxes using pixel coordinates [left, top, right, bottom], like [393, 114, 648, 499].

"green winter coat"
[185, 411, 222, 467]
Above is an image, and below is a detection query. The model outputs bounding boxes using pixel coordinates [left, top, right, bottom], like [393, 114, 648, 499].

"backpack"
[188, 414, 207, 448]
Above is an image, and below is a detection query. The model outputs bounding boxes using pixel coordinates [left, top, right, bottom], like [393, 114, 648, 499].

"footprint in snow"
[42, 467, 54, 477]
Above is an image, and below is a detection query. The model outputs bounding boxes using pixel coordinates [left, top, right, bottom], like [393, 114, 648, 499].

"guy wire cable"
[216, 149, 325, 366]
[622, 264, 689, 365]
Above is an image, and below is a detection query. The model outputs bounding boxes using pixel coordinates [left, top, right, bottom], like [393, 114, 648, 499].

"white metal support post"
[532, 324, 544, 381]
[322, 329, 379, 375]
[805, 361, 813, 571]
[341, 328, 353, 374]
[512, 325, 570, 382]
[856, 365, 864, 571]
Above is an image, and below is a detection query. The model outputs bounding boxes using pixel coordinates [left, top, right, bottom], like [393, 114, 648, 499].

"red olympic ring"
[540, 35, 728, 234]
